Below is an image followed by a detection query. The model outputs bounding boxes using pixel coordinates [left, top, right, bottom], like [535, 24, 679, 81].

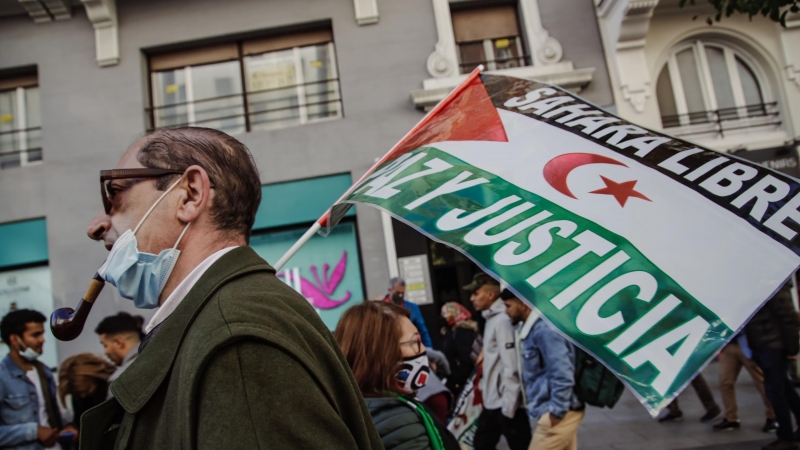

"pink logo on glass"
[277, 250, 352, 310]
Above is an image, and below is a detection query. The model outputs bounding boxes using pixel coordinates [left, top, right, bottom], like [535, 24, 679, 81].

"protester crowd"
[0, 128, 798, 450]
[4, 271, 796, 450]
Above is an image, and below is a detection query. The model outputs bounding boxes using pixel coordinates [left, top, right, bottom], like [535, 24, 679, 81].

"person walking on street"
[503, 290, 584, 450]
[80, 127, 381, 449]
[385, 277, 433, 348]
[94, 313, 143, 388]
[334, 301, 461, 450]
[713, 335, 777, 432]
[0, 309, 77, 449]
[745, 284, 800, 450]
[658, 373, 720, 423]
[440, 301, 481, 398]
[466, 274, 531, 450]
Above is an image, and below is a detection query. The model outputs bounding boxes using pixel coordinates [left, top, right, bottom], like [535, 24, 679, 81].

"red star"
[589, 176, 651, 207]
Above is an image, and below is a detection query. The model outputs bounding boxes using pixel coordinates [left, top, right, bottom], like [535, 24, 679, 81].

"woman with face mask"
[334, 301, 460, 450]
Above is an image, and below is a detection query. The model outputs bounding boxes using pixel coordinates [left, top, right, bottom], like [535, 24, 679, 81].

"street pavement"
[577, 360, 777, 450]
[497, 359, 785, 449]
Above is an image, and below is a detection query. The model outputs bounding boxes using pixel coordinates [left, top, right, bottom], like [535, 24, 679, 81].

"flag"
[327, 71, 800, 415]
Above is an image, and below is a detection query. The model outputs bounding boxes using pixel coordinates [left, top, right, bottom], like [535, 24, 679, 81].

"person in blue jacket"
[384, 277, 433, 348]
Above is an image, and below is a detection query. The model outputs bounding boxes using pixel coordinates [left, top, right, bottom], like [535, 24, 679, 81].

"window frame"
[0, 77, 41, 169]
[656, 39, 773, 129]
[450, 3, 528, 74]
[146, 28, 342, 134]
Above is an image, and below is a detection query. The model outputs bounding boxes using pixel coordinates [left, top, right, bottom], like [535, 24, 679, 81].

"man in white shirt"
[0, 309, 75, 449]
[80, 127, 381, 450]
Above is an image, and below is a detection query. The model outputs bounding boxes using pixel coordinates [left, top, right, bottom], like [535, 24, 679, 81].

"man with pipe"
[80, 127, 380, 449]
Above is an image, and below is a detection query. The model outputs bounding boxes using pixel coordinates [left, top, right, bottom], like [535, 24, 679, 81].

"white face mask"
[18, 341, 41, 362]
[396, 351, 430, 394]
[98, 176, 191, 309]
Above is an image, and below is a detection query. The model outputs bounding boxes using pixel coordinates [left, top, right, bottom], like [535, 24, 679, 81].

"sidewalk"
[577, 360, 776, 450]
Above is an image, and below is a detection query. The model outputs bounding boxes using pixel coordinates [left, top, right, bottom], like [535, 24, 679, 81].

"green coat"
[79, 246, 383, 450]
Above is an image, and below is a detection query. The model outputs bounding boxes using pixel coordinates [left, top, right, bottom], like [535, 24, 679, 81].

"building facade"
[596, 0, 800, 166]
[0, 0, 614, 362]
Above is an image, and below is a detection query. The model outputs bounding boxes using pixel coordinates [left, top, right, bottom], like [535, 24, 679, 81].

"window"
[147, 29, 342, 134]
[451, 5, 527, 74]
[655, 40, 777, 133]
[0, 72, 41, 169]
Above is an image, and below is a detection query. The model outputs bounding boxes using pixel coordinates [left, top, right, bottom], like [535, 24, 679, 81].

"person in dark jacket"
[440, 301, 481, 398]
[745, 284, 800, 450]
[81, 127, 380, 450]
[335, 301, 461, 450]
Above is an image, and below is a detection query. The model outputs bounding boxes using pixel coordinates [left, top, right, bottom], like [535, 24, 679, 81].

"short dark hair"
[137, 127, 262, 239]
[1, 309, 46, 345]
[95, 313, 143, 340]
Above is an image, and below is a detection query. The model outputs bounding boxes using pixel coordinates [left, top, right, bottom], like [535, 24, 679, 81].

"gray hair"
[388, 277, 405, 289]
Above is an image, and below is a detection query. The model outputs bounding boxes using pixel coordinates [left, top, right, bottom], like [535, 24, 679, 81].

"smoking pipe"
[50, 273, 105, 341]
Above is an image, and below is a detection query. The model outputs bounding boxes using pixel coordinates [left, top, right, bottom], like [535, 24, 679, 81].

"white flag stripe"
[430, 109, 799, 330]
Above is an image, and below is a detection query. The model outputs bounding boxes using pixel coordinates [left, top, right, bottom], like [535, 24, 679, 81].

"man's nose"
[87, 212, 111, 241]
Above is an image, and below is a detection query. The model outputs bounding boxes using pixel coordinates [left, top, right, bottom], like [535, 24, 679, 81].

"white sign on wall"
[398, 255, 434, 305]
[0, 266, 58, 368]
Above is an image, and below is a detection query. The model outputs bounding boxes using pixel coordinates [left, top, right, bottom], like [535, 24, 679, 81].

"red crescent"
[543, 153, 628, 199]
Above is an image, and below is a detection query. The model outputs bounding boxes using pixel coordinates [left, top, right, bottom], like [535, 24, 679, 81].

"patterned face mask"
[396, 351, 430, 394]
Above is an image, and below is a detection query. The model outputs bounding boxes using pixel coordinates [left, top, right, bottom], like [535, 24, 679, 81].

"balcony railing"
[459, 55, 533, 74]
[661, 102, 780, 137]
[145, 78, 342, 134]
[0, 126, 42, 169]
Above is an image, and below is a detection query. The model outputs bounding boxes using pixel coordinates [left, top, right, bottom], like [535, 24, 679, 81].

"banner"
[329, 73, 800, 415]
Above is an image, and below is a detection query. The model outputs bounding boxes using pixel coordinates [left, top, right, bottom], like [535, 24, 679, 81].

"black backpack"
[573, 347, 625, 408]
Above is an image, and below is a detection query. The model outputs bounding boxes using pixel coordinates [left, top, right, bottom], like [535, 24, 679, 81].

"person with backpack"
[502, 289, 584, 450]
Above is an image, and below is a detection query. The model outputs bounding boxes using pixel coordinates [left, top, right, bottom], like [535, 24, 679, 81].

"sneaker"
[762, 419, 778, 433]
[700, 408, 721, 423]
[762, 438, 798, 450]
[658, 410, 684, 423]
[713, 419, 741, 431]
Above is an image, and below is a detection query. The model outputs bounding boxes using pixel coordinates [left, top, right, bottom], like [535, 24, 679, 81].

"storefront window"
[250, 221, 364, 330]
[0, 265, 59, 368]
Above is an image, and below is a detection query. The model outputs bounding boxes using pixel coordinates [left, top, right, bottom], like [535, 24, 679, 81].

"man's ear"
[7, 334, 19, 348]
[177, 165, 212, 224]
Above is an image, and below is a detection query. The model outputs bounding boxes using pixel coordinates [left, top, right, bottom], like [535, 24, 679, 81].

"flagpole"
[273, 65, 485, 272]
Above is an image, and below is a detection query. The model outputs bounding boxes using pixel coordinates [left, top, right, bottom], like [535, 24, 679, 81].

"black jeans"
[753, 348, 800, 441]
[473, 408, 531, 450]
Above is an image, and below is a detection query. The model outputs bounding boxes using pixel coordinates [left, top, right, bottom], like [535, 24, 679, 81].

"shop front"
[251, 174, 366, 330]
[0, 218, 59, 368]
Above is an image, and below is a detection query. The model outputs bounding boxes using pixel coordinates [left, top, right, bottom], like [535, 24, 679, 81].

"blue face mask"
[98, 177, 191, 309]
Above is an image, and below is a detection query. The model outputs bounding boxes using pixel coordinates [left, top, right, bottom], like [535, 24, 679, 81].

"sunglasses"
[100, 168, 183, 214]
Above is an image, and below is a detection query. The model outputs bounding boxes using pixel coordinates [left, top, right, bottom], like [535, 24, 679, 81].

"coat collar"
[110, 246, 274, 413]
[519, 309, 540, 340]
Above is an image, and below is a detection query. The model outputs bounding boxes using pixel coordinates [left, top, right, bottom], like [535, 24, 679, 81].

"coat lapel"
[110, 246, 274, 413]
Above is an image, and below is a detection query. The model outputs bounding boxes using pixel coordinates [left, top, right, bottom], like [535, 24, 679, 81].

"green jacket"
[79, 246, 383, 450]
